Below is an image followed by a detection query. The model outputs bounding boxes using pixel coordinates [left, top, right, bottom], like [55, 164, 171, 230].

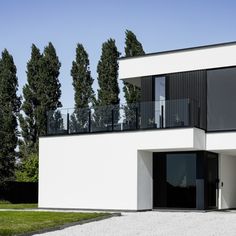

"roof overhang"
[119, 42, 236, 85]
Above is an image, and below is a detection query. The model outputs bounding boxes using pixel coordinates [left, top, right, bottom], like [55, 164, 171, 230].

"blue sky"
[0, 0, 236, 107]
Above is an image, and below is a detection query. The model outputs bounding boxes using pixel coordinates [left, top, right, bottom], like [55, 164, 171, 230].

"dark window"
[207, 67, 236, 131]
[153, 151, 218, 210]
[153, 152, 196, 208]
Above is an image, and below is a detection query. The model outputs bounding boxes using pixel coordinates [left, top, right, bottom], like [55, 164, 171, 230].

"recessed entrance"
[153, 151, 218, 210]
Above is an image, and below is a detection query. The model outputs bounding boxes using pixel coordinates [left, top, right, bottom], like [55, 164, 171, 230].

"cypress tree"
[18, 43, 61, 181]
[71, 43, 94, 109]
[19, 45, 42, 157]
[123, 30, 145, 104]
[97, 39, 120, 106]
[19, 43, 61, 157]
[70, 44, 94, 132]
[0, 107, 3, 139]
[95, 39, 120, 129]
[0, 49, 21, 183]
[38, 42, 62, 136]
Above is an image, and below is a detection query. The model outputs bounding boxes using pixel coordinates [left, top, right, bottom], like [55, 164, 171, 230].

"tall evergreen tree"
[123, 30, 145, 104]
[19, 45, 42, 157]
[0, 49, 21, 183]
[71, 43, 94, 109]
[19, 42, 62, 159]
[0, 108, 3, 166]
[97, 39, 120, 106]
[38, 42, 62, 136]
[70, 44, 94, 132]
[94, 39, 120, 130]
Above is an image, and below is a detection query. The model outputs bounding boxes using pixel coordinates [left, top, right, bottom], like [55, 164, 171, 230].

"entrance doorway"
[153, 151, 218, 210]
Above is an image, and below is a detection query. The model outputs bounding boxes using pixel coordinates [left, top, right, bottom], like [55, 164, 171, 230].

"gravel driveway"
[35, 211, 236, 236]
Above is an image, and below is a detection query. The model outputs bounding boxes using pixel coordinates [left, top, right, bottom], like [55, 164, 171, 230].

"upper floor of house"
[46, 41, 236, 136]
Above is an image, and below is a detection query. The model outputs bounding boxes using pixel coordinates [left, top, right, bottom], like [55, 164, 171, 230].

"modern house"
[39, 42, 236, 211]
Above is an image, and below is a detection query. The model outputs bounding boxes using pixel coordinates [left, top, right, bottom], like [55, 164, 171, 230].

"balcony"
[46, 99, 200, 136]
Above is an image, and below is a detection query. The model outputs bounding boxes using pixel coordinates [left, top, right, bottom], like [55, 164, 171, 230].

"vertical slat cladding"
[166, 70, 207, 130]
[141, 76, 153, 102]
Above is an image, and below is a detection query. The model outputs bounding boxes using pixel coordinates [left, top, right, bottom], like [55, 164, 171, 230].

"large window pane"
[153, 152, 196, 208]
[207, 67, 236, 131]
[166, 153, 196, 208]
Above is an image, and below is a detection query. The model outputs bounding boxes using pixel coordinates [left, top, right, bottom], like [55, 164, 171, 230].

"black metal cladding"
[141, 76, 153, 102]
[166, 70, 207, 130]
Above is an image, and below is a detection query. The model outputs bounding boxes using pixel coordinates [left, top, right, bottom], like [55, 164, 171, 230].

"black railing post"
[111, 108, 114, 131]
[88, 110, 91, 133]
[67, 112, 70, 134]
[136, 105, 139, 129]
[188, 100, 191, 127]
[161, 105, 164, 128]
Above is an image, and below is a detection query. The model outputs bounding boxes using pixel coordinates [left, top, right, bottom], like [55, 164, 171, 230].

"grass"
[0, 201, 37, 209]
[0, 211, 109, 236]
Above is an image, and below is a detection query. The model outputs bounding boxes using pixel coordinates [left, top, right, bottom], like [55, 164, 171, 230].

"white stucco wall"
[219, 154, 236, 209]
[207, 132, 236, 154]
[119, 43, 236, 80]
[39, 128, 204, 210]
[137, 151, 153, 210]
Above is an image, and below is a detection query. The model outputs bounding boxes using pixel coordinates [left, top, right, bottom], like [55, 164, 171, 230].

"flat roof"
[119, 40, 236, 82]
[119, 41, 236, 60]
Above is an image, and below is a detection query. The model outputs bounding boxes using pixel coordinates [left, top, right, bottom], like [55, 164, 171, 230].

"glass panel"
[207, 67, 236, 131]
[47, 109, 67, 135]
[166, 154, 196, 187]
[166, 153, 196, 208]
[46, 99, 200, 136]
[155, 77, 165, 126]
[165, 99, 189, 128]
[153, 152, 196, 209]
[69, 108, 90, 134]
[91, 105, 113, 132]
[115, 103, 139, 131]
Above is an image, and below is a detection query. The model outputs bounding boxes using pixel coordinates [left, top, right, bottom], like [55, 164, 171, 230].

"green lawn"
[0, 203, 37, 209]
[0, 211, 109, 236]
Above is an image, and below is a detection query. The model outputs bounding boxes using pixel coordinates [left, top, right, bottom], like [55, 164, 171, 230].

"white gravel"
[35, 211, 236, 236]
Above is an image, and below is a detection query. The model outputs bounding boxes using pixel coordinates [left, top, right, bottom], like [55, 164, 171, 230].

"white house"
[39, 42, 236, 210]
